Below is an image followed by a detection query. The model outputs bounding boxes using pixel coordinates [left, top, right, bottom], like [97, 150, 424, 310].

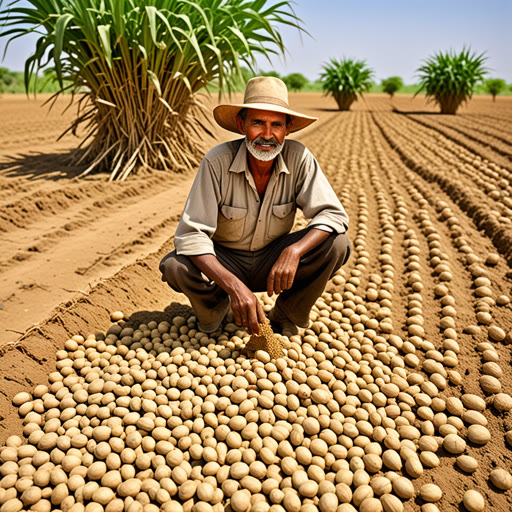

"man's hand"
[228, 283, 266, 335]
[267, 245, 301, 296]
[190, 253, 265, 335]
[267, 227, 331, 297]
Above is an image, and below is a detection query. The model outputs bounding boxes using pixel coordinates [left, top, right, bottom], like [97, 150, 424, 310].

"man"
[160, 76, 350, 337]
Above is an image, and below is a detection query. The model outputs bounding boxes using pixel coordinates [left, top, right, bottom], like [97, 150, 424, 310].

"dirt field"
[0, 92, 511, 511]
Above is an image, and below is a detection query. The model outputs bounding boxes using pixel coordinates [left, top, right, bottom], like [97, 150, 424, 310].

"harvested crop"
[463, 490, 485, 512]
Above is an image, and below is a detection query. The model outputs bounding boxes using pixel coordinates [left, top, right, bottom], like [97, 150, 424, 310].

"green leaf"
[147, 69, 162, 96]
[54, 13, 74, 83]
[97, 25, 113, 68]
[145, 6, 158, 46]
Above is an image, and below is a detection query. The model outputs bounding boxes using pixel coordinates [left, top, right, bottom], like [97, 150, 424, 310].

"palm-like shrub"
[416, 47, 487, 114]
[381, 76, 403, 98]
[320, 58, 374, 111]
[0, 0, 303, 180]
[484, 78, 506, 101]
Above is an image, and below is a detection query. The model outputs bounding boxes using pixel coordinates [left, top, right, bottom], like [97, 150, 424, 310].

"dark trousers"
[159, 228, 351, 332]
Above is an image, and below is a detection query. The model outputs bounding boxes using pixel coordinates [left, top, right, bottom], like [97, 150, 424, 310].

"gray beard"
[245, 136, 284, 162]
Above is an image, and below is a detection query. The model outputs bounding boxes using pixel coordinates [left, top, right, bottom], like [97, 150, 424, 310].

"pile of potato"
[1, 290, 511, 512]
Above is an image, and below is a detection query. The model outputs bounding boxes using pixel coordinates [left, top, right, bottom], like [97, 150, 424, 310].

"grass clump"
[416, 47, 487, 114]
[320, 58, 374, 111]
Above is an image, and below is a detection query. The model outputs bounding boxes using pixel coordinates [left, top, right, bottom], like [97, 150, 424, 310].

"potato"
[443, 434, 466, 454]
[392, 477, 414, 499]
[489, 468, 512, 490]
[8, 283, 511, 512]
[419, 484, 442, 502]
[463, 490, 485, 512]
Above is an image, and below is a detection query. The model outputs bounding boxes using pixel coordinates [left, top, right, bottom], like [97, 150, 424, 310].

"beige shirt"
[174, 138, 349, 256]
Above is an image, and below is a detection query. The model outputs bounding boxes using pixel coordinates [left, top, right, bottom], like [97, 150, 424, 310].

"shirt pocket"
[268, 201, 295, 240]
[214, 205, 248, 243]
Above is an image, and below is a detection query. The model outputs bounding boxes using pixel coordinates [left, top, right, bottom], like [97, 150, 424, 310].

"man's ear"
[285, 122, 292, 136]
[236, 114, 246, 135]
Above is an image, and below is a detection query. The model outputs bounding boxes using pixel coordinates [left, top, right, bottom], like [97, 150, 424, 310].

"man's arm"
[267, 227, 330, 296]
[174, 155, 222, 257]
[265, 145, 348, 295]
[190, 254, 266, 335]
[296, 149, 349, 234]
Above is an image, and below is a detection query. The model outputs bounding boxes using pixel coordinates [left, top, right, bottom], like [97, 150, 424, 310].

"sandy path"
[0, 172, 190, 342]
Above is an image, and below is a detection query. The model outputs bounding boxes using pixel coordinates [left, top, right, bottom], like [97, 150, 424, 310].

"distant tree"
[0, 66, 72, 94]
[416, 47, 487, 114]
[381, 76, 403, 97]
[283, 73, 309, 91]
[320, 58, 374, 111]
[258, 70, 281, 79]
[232, 66, 254, 90]
[240, 67, 254, 84]
[0, 67, 17, 93]
[484, 78, 506, 101]
[0, 67, 15, 86]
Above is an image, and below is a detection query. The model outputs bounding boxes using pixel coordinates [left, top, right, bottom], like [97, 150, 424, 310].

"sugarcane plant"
[0, 0, 304, 180]
[416, 47, 487, 114]
[320, 58, 374, 111]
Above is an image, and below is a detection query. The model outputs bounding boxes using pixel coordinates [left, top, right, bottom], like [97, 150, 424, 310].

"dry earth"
[0, 92, 511, 511]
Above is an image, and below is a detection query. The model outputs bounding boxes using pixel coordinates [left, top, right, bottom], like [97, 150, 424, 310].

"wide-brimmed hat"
[213, 76, 317, 134]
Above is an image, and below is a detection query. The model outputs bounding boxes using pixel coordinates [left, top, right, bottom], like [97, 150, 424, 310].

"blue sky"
[1, 0, 510, 84]
[253, 0, 512, 83]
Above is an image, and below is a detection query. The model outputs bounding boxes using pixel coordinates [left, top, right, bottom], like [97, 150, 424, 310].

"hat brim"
[213, 103, 317, 134]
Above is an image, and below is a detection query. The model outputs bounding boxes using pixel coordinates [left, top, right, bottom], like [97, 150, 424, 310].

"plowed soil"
[1, 92, 511, 511]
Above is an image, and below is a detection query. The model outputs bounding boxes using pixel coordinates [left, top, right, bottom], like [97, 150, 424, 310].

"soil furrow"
[408, 114, 512, 172]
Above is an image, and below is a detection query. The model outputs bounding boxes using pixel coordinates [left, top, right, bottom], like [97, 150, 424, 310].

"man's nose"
[262, 123, 273, 139]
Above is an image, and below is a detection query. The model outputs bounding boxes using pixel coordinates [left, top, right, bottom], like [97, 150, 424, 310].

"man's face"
[237, 109, 291, 162]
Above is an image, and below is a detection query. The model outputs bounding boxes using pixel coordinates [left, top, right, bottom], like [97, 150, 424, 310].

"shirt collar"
[229, 138, 290, 176]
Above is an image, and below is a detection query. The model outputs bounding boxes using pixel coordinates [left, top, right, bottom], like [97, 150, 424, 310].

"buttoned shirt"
[174, 138, 349, 256]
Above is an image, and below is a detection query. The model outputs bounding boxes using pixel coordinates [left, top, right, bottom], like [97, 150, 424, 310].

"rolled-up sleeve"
[174, 157, 221, 256]
[296, 150, 349, 233]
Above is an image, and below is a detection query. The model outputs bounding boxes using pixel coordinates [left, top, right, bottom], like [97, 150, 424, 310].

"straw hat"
[213, 76, 317, 134]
